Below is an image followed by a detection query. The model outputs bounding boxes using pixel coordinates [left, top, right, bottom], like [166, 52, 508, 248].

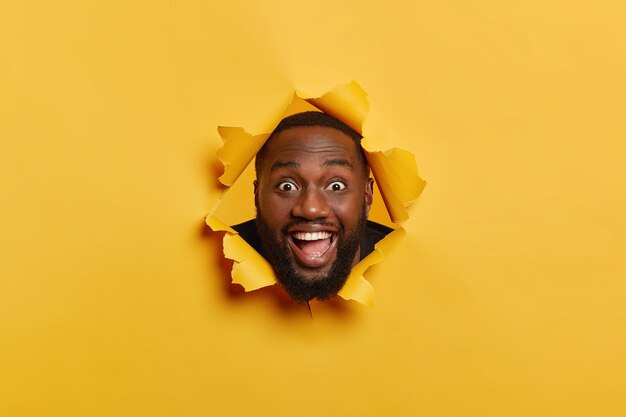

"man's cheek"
[333, 201, 359, 220]
[261, 198, 286, 223]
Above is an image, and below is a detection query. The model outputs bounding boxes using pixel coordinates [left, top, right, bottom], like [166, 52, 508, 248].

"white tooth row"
[293, 231, 332, 241]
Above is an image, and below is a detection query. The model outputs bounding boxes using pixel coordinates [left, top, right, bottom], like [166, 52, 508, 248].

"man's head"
[254, 112, 374, 303]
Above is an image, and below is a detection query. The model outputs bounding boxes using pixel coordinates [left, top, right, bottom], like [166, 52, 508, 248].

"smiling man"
[232, 111, 393, 303]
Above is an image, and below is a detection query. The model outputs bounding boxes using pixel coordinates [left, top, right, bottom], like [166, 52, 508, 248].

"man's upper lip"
[286, 224, 338, 234]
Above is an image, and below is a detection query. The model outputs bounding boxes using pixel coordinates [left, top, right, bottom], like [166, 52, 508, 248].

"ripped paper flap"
[206, 81, 426, 306]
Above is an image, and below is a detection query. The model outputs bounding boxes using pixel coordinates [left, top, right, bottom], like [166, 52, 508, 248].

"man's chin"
[277, 266, 351, 303]
[274, 246, 355, 303]
[289, 263, 335, 285]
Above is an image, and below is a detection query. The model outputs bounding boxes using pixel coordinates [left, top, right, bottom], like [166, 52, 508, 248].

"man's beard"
[256, 208, 368, 303]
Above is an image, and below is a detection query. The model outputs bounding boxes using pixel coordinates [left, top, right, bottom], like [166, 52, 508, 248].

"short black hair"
[254, 111, 370, 178]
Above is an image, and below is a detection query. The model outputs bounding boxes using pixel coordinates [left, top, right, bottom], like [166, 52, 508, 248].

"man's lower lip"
[287, 236, 337, 268]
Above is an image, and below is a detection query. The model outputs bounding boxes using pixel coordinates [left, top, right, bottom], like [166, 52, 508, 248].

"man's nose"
[292, 187, 331, 220]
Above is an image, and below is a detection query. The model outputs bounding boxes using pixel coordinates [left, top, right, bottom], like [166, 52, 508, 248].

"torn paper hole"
[205, 81, 426, 307]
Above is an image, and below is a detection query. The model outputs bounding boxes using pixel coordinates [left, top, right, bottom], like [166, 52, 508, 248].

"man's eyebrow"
[324, 159, 353, 169]
[271, 160, 299, 170]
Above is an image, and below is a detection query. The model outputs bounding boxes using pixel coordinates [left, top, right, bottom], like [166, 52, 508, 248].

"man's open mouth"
[287, 230, 338, 268]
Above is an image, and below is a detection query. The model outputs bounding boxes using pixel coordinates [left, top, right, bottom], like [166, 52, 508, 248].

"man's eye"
[326, 181, 346, 191]
[277, 181, 297, 191]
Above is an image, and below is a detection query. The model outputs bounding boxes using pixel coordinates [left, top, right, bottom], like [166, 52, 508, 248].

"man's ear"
[364, 178, 374, 217]
[253, 180, 259, 209]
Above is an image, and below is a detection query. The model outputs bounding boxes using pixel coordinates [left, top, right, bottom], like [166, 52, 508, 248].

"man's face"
[254, 125, 374, 302]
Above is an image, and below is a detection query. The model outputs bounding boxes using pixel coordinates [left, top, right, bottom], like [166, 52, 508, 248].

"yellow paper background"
[1, 1, 625, 416]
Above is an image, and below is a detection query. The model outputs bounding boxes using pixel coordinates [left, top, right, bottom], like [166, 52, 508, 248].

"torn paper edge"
[205, 80, 426, 306]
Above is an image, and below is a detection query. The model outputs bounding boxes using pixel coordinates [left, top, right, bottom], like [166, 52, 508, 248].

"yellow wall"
[1, 1, 625, 416]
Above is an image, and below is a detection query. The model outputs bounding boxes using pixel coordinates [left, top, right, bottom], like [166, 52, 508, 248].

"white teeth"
[292, 231, 332, 241]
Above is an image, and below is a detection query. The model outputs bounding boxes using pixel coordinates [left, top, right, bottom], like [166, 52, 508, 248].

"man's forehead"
[264, 125, 357, 156]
